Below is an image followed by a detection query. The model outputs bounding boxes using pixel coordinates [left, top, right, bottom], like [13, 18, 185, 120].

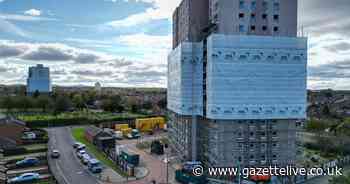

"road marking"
[55, 155, 70, 184]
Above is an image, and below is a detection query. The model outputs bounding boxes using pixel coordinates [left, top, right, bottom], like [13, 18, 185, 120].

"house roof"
[0, 136, 17, 149]
[85, 126, 103, 137]
[0, 118, 26, 127]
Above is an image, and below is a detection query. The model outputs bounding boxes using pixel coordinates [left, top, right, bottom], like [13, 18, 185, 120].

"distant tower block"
[95, 82, 102, 92]
[26, 64, 52, 95]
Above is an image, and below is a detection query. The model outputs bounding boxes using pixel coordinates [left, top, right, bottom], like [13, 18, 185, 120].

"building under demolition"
[167, 0, 307, 169]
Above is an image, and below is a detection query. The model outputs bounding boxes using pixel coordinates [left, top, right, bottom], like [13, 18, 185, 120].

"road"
[47, 127, 101, 184]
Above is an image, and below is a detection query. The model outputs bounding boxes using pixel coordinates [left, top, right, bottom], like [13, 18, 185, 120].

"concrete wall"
[206, 34, 307, 120]
[210, 0, 297, 37]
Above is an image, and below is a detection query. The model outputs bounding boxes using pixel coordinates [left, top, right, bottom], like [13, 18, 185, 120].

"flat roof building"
[26, 64, 52, 95]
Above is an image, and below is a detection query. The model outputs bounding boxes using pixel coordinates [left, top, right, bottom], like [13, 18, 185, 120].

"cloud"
[0, 43, 27, 58]
[116, 33, 171, 50]
[0, 19, 28, 37]
[71, 70, 113, 77]
[0, 41, 129, 65]
[24, 9, 41, 16]
[105, 0, 181, 28]
[0, 13, 56, 21]
[324, 42, 350, 53]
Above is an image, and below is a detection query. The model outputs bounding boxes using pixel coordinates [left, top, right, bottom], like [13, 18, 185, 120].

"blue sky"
[0, 0, 350, 89]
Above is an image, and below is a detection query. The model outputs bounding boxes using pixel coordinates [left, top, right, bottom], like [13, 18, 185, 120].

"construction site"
[167, 0, 307, 183]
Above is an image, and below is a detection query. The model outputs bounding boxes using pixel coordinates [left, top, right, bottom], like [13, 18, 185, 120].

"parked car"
[21, 132, 36, 140]
[76, 144, 86, 152]
[8, 173, 40, 183]
[73, 142, 81, 148]
[16, 157, 39, 167]
[77, 150, 86, 159]
[82, 154, 90, 165]
[88, 159, 103, 173]
[51, 150, 60, 159]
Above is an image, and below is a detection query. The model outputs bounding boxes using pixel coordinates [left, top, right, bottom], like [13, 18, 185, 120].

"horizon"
[0, 0, 350, 89]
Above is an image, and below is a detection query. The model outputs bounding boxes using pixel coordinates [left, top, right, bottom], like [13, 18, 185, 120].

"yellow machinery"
[135, 117, 166, 132]
[115, 124, 129, 131]
[121, 128, 132, 136]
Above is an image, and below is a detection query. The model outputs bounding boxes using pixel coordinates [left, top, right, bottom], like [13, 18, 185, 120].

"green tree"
[36, 96, 52, 112]
[53, 96, 72, 115]
[0, 96, 15, 114]
[33, 90, 40, 98]
[17, 96, 34, 112]
[72, 94, 85, 109]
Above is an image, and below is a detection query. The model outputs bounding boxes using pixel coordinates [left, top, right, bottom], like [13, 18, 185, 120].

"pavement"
[47, 127, 102, 184]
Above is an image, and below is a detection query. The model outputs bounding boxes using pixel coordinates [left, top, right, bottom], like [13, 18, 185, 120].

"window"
[262, 14, 268, 20]
[262, 1, 268, 9]
[239, 13, 245, 19]
[273, 2, 280, 11]
[239, 25, 245, 32]
[274, 14, 279, 21]
[251, 1, 257, 10]
[273, 26, 279, 32]
[262, 26, 267, 31]
[251, 13, 256, 19]
[250, 25, 256, 31]
[239, 0, 245, 9]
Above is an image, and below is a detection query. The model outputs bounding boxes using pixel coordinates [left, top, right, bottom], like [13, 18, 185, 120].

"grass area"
[23, 144, 48, 151]
[4, 152, 46, 162]
[71, 127, 127, 177]
[16, 111, 147, 127]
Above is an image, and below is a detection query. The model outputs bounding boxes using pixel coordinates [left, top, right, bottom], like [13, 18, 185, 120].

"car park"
[7, 173, 40, 183]
[15, 157, 39, 167]
[51, 149, 60, 159]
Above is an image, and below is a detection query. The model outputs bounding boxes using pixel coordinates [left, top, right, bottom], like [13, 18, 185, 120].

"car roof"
[82, 154, 90, 158]
[53, 149, 59, 152]
[89, 159, 99, 164]
[21, 173, 38, 176]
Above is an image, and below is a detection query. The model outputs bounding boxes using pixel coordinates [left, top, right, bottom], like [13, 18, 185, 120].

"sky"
[0, 0, 350, 89]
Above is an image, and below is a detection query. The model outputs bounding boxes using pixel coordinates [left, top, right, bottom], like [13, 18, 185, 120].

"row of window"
[239, 0, 280, 11]
[237, 154, 278, 162]
[239, 25, 279, 33]
[239, 13, 279, 21]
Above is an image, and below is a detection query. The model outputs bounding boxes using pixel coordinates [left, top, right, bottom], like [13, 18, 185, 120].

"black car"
[51, 150, 60, 158]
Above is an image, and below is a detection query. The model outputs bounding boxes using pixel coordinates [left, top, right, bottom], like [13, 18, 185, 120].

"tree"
[36, 96, 52, 112]
[17, 96, 34, 112]
[72, 94, 85, 109]
[33, 90, 40, 98]
[53, 96, 72, 114]
[0, 96, 15, 114]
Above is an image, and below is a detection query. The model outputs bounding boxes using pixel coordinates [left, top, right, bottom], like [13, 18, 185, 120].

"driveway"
[47, 127, 102, 184]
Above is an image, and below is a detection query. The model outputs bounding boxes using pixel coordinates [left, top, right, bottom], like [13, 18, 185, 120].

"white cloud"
[0, 13, 56, 21]
[106, 0, 181, 28]
[0, 18, 29, 37]
[24, 9, 42, 16]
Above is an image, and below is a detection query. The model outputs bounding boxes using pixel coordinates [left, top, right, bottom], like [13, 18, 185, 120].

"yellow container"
[135, 117, 166, 132]
[115, 124, 129, 131]
[121, 128, 132, 136]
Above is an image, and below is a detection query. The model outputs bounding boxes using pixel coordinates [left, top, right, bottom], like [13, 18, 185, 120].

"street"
[47, 127, 101, 184]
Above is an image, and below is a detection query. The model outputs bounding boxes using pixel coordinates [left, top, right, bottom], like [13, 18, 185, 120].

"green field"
[71, 127, 127, 177]
[16, 111, 146, 127]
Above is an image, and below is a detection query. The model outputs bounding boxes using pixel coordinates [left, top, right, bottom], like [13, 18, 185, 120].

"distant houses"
[0, 118, 28, 149]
